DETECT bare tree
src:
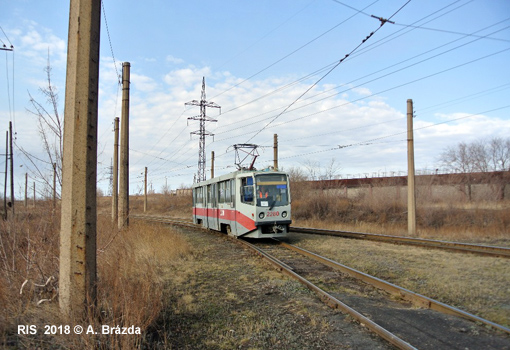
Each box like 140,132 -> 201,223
489,137 -> 510,171
285,166 -> 307,182
302,159 -> 320,181
17,54 -> 63,199
439,137 -> 510,201
439,142 -> 473,173
440,137 -> 510,173
322,158 -> 341,180
301,158 -> 341,181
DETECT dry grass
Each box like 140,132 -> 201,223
0,202 -> 192,349
126,193 -> 192,219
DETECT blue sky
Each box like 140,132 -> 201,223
1,0 -> 509,196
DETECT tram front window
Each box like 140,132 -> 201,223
255,174 -> 289,207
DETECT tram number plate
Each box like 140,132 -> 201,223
267,211 -> 279,217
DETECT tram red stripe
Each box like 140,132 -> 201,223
193,207 -> 256,231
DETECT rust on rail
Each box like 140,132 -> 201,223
290,226 -> 510,258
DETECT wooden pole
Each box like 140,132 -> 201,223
118,62 -> 130,229
211,151 -> 215,179
407,99 -> 416,236
9,122 -> 14,216
273,134 -> 278,171
144,167 -> 147,212
112,117 -> 119,222
3,131 -> 7,220
59,0 -> 101,316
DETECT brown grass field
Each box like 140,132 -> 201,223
0,179 -> 509,348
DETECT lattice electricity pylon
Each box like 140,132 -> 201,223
185,77 -> 221,182
232,144 -> 259,170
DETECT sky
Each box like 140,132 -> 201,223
1,0 -> 509,197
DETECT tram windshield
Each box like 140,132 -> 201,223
255,174 -> 289,207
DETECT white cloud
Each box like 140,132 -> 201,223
166,55 -> 184,65
17,22 -> 67,67
131,73 -> 157,92
163,67 -> 212,88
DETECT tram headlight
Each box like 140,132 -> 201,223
282,211 -> 287,218
259,212 -> 265,219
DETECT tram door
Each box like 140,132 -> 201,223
236,176 -> 254,235
212,183 -> 219,230
205,184 -> 219,230
204,184 -> 211,228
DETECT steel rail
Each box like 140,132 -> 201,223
238,238 -> 418,350
275,239 -> 510,336
290,227 -> 510,258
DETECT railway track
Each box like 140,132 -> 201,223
133,214 -> 510,349
242,238 -> 510,350
291,226 -> 510,258
134,215 -> 510,258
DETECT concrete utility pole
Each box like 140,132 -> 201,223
273,134 -> 278,171
9,122 -> 14,216
59,0 -> 101,316
118,62 -> 130,229
33,182 -> 36,207
186,77 -> 221,183
144,167 -> 147,213
211,151 -> 215,179
112,117 -> 119,223
407,99 -> 416,236
3,131 -> 7,220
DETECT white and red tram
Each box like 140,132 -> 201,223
192,169 -> 291,238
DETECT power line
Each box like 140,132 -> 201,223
244,1 -> 411,143
213,0 -> 318,72
101,0 -> 120,83
417,83 -> 510,113
278,105 -> 510,162
0,26 -> 14,51
392,21 -> 510,42
153,41 -> 508,176
137,1 -> 485,170
215,45 -> 510,145
211,0 -> 479,133
210,0 -> 381,101
345,0 -> 475,61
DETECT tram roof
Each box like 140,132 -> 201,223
191,169 -> 287,188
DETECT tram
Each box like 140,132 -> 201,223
192,169 -> 291,238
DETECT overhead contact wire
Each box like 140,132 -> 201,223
244,1 -> 411,143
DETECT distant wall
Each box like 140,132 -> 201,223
326,183 -> 509,202
303,172 -> 510,202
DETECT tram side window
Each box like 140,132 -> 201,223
196,187 -> 203,204
219,181 -> 225,204
225,179 -> 232,204
208,184 -> 218,207
241,177 -> 254,204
